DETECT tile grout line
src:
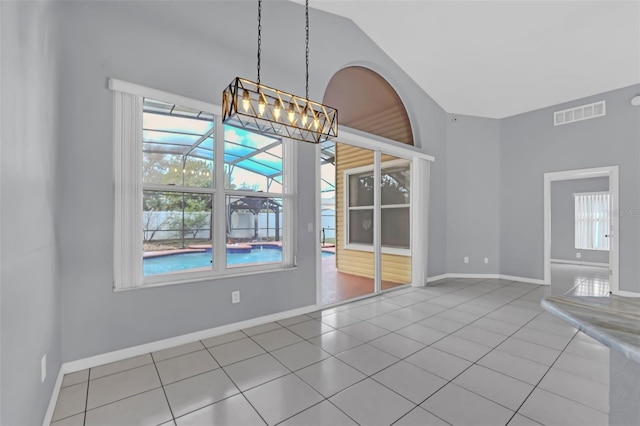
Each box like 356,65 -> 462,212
150,353 -> 176,424
210,352 -> 271,426
516,330 -> 610,416
504,329 -> 585,425
82,373 -> 90,426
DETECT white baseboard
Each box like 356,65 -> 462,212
42,304 -> 319,424
42,368 -> 65,426
426,274 -> 449,283
611,290 -> 640,298
499,274 -> 546,285
427,273 -> 545,286
62,304 -> 318,374
551,259 -> 609,268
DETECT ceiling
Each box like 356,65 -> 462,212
303,1 -> 640,118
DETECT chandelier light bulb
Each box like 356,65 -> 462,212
302,105 -> 309,126
258,94 -> 266,116
287,103 -> 296,123
242,90 -> 251,112
313,115 -> 320,131
273,99 -> 282,121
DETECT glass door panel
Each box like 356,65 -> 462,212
379,153 -> 412,291
321,142 -> 376,305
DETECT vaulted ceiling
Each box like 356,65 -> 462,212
305,1 -> 640,118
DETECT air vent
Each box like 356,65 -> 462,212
554,101 -> 606,126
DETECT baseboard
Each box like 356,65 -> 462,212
426,273 -> 449,283
427,273 -> 545,286
61,303 -> 318,375
611,290 -> 640,298
43,303 -> 319,424
551,259 -> 609,268
499,274 -> 546,285
42,367 -> 65,426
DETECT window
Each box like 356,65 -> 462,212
113,83 -> 296,289
142,99 -> 215,276
344,160 -> 411,255
575,192 -> 610,251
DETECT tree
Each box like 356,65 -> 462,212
143,191 -> 179,242
143,152 -> 214,188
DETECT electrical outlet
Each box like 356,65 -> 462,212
484,257 -> 489,264
307,223 -> 313,232
232,291 -> 240,304
576,252 -> 582,259
41,355 -> 47,383
464,256 -> 469,264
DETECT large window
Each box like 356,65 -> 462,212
344,160 -> 411,255
575,192 -> 610,251
113,84 -> 296,289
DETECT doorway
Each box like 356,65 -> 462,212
544,166 -> 619,294
318,65 -> 431,306
316,135 -> 432,306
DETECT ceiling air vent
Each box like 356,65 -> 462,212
554,101 -> 606,126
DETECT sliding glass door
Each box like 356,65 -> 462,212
320,140 -> 422,305
321,142 -> 376,305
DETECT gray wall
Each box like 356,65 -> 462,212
500,84 -> 640,291
446,115 -> 501,274
551,177 -> 609,264
0,2 -> 62,425
54,1 -> 447,362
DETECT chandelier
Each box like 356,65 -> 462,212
222,0 -> 338,144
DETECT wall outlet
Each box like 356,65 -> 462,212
484,257 -> 489,264
307,223 -> 313,232
41,354 -> 47,383
231,291 -> 240,304
576,252 -> 582,259
464,256 -> 469,264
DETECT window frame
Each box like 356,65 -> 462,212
111,79 -> 297,290
574,191 -> 610,252
343,159 -> 411,256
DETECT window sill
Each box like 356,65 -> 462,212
114,265 -> 298,292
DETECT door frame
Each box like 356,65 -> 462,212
543,165 -> 619,293
315,126 -> 434,307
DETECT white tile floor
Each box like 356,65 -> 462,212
550,263 -> 610,297
51,274 -> 611,426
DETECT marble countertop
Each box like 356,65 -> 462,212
542,295 -> 640,364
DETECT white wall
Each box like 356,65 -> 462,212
0,2 -> 62,424
500,84 -> 640,291
446,115 -> 501,274
54,0 -> 446,362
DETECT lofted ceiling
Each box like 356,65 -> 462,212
303,1 -> 640,119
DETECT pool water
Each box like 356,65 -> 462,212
144,248 -> 334,276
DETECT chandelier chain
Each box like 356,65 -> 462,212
257,0 -> 262,86
305,0 -> 309,100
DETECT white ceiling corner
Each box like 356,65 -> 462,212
303,0 -> 640,118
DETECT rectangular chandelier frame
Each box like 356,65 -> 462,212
222,77 -> 338,144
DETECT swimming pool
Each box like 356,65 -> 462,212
144,248 -> 334,276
